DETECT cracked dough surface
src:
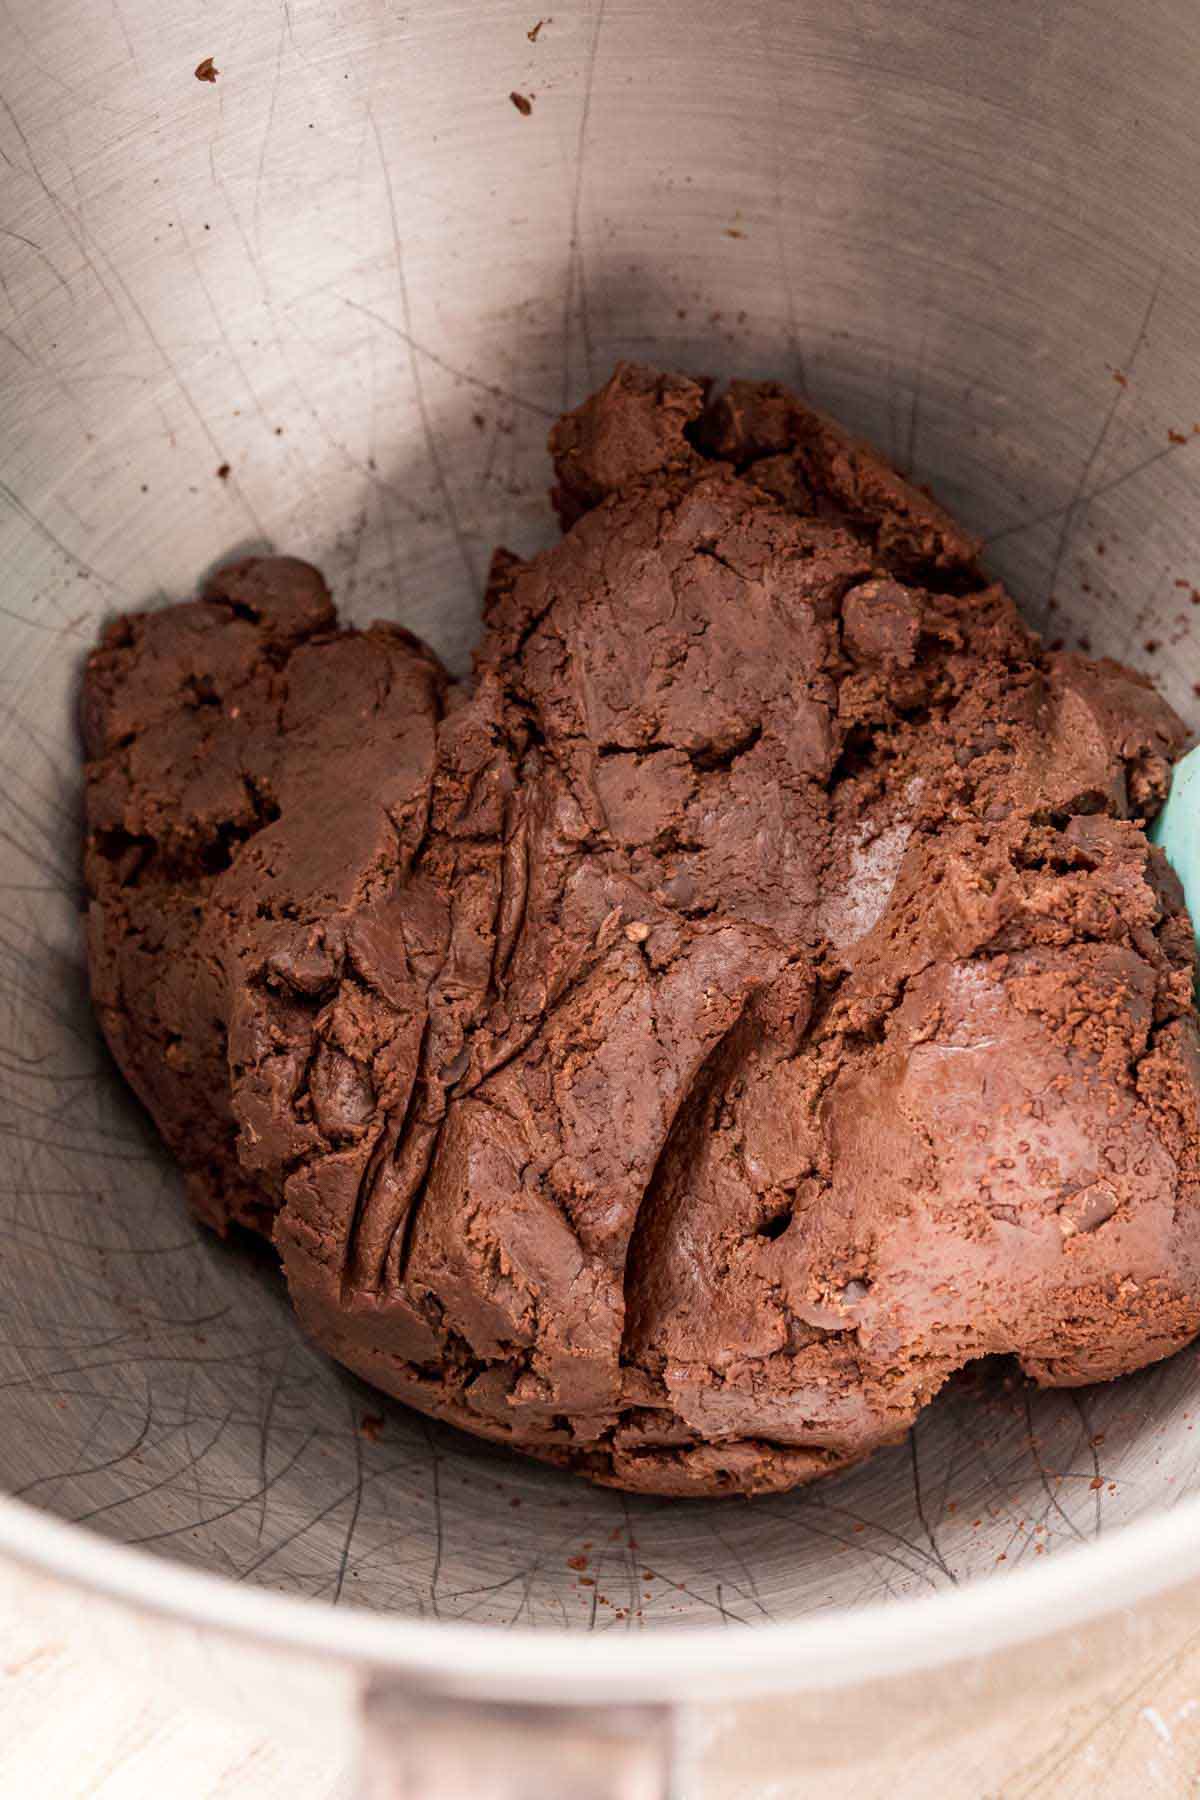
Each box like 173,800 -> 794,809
82,364 -> 1200,1496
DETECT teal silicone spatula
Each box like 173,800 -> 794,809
1151,745 -> 1200,919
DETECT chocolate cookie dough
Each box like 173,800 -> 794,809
81,364 -> 1200,1497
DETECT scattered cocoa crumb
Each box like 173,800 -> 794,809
641,1569 -> 655,1580
1144,639 -> 1160,654
1091,1432 -> 1106,1447
216,463 -> 231,480
1169,429 -> 1189,446
1047,637 -> 1065,652
725,227 -> 746,239
195,57 -> 218,83
510,92 -> 533,116
509,1496 -> 521,1507
579,1576 -> 595,1586
566,1554 -> 588,1571
1113,369 -> 1128,387
1096,542 -> 1106,555
1078,636 -> 1092,652
1089,1475 -> 1104,1489
359,1412 -> 384,1442
527,17 -> 546,40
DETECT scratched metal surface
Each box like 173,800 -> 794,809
2,0 -> 1200,1634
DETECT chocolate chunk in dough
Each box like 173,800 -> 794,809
82,364 -> 1200,1497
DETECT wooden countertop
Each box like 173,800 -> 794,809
3,1553 -> 1200,1798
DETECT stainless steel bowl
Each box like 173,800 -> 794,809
3,1 -> 1200,1791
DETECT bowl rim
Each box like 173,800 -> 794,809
0,1483 -> 1195,1702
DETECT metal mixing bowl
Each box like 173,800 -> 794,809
3,0 -> 1200,1791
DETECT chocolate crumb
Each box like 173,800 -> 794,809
195,57 -> 218,83
510,91 -> 533,116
